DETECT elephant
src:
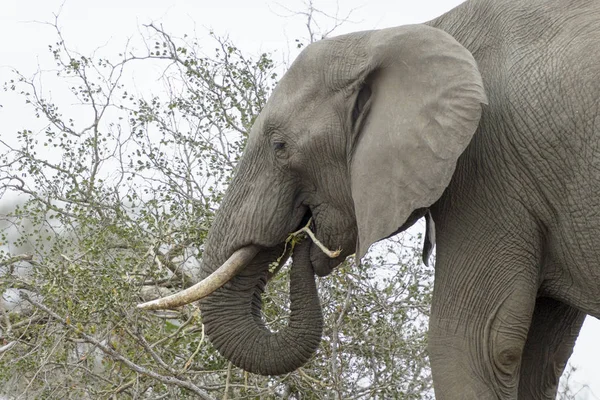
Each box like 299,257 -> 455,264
138,0 -> 600,398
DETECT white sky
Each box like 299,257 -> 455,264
1,0 -> 599,398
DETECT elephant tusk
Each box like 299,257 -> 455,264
137,245 -> 260,310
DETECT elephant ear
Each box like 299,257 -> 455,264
350,25 -> 487,260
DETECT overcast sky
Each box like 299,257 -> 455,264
1,1 -> 599,398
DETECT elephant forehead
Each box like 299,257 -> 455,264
270,76 -> 322,108
266,77 -> 330,127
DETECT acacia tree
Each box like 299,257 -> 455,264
0,11 -> 433,400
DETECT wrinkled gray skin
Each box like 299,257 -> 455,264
198,0 -> 599,398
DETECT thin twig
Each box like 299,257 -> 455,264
113,378 -> 136,395
331,285 -> 353,399
151,311 -> 196,349
223,362 -> 232,400
297,367 -> 326,387
291,218 -> 341,258
122,326 -> 179,376
182,323 -> 205,371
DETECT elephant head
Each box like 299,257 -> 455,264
138,24 -> 486,375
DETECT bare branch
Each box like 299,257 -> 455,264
0,342 -> 16,354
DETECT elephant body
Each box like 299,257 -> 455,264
147,0 -> 600,398
427,1 -> 598,397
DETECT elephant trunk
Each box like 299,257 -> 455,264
199,241 -> 323,375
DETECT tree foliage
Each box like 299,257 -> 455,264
0,11 -> 434,400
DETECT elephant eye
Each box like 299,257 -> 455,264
273,141 -> 286,152
272,140 -> 290,160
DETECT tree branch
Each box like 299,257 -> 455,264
20,293 -> 216,400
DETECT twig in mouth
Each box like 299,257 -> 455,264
291,218 -> 341,258
268,218 -> 342,274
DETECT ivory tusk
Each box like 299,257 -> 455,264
137,245 -> 260,310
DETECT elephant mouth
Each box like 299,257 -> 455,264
291,208 -> 346,277
295,208 -> 314,234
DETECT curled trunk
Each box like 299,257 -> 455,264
199,241 -> 323,375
